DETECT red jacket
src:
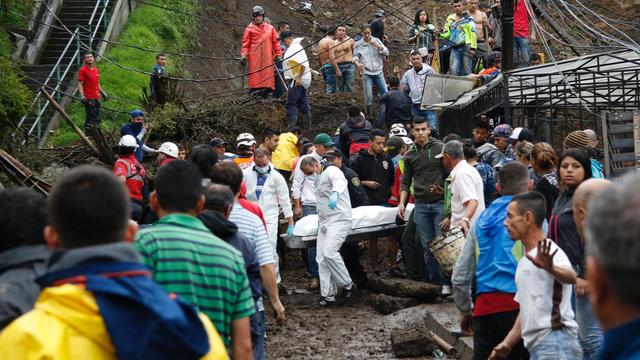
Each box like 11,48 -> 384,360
239,182 -> 267,229
241,22 -> 282,90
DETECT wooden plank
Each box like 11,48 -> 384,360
612,152 -> 636,163
611,138 -> 635,149
610,123 -> 634,134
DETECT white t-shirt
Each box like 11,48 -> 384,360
449,160 -> 485,225
515,240 -> 578,350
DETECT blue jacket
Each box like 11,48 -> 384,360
600,317 -> 640,360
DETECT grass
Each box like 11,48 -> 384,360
50,0 -> 198,146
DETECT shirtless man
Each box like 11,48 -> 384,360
467,0 -> 491,57
334,25 -> 356,93
317,29 -> 341,94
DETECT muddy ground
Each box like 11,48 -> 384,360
262,243 -> 445,360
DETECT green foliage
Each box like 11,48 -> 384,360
0,31 -> 31,141
50,0 -> 198,146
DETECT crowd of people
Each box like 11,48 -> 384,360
3,1 -> 638,360
1,101 -> 640,359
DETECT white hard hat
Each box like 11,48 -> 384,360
118,135 -> 138,148
401,136 -> 414,146
236,133 -> 256,147
158,142 -> 179,158
389,124 -> 408,137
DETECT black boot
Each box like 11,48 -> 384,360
287,115 -> 298,128
303,111 -> 312,129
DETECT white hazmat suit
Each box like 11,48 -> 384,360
315,165 -> 353,299
243,165 -> 293,283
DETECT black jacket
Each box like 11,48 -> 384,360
342,165 -> 370,208
378,88 -> 412,128
401,140 -> 446,203
337,115 -> 373,157
198,211 -> 262,304
0,245 -> 49,329
351,149 -> 395,205
549,189 -> 585,277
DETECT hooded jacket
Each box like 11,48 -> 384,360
0,245 -> 49,329
337,114 -> 373,156
272,132 -> 299,171
378,88 -> 412,128
401,140 -> 446,203
476,142 -> 506,168
198,210 -> 262,307
0,242 -> 226,360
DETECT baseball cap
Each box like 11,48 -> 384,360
401,136 -> 414,146
210,137 -> 228,147
434,140 -> 462,159
492,124 -> 513,138
509,127 -> 533,143
130,109 -> 145,118
386,136 -> 405,152
236,133 -> 256,147
313,133 -> 334,147
118,135 -> 138,148
324,149 -> 344,160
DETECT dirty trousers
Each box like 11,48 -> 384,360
316,219 -> 353,298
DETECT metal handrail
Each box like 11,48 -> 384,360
16,0 -> 111,143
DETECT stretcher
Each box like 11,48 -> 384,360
282,222 -> 407,249
282,204 -> 414,249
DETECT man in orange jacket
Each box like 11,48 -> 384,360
241,5 -> 283,98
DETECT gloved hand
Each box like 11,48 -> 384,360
286,224 -> 295,236
328,191 -> 339,210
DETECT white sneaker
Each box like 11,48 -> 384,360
441,285 -> 452,296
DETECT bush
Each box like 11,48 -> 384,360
0,31 -> 31,141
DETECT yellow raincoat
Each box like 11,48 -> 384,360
0,284 -> 227,360
272,132 -> 300,172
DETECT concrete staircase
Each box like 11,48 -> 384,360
18,0 -> 115,142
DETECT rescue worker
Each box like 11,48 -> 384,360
281,31 -> 312,128
273,126 -> 303,181
300,156 -> 355,306
113,135 -> 147,220
157,142 -> 179,168
240,6 -> 283,98
234,133 -> 257,170
243,148 -> 295,283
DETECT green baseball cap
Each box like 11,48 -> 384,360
313,133 -> 334,147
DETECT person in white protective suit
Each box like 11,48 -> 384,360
243,147 -> 295,283
300,156 -> 355,306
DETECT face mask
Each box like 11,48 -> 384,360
255,165 -> 270,175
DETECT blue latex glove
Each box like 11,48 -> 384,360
287,224 -> 295,236
328,191 -> 339,210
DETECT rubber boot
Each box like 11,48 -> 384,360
303,111 -> 312,129
287,114 -> 298,128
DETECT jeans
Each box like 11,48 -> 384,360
514,37 -> 531,68
575,292 -> 604,359
412,201 -> 448,285
302,205 -> 319,277
338,62 -> 355,92
529,329 -> 581,360
449,46 -> 473,76
83,99 -> 101,134
285,84 -> 310,117
321,65 -> 337,94
250,310 -> 266,360
474,310 -> 529,360
401,210 -> 427,282
274,65 -> 286,98
411,104 -> 439,138
363,73 -> 388,106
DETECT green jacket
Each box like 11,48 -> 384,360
440,12 -> 477,49
400,140 -> 447,203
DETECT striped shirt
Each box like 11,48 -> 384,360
134,214 -> 255,346
229,203 -> 274,267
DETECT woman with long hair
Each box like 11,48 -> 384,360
407,9 -> 436,63
515,141 -> 539,185
531,142 -> 558,220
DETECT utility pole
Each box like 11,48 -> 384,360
501,0 -> 514,124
